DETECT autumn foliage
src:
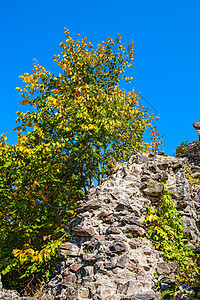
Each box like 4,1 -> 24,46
0,29 -> 162,295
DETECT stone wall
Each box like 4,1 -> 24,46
40,151 -> 200,300
178,140 -> 200,166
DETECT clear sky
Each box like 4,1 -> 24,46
1,0 -> 200,155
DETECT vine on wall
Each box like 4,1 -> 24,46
144,186 -> 200,298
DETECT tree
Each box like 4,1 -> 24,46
0,29 -> 162,295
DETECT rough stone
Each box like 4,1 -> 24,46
109,241 -> 127,254
121,291 -> 160,299
143,183 -> 164,197
82,253 -> 97,265
192,172 -> 200,178
72,226 -> 95,237
121,215 -> 143,227
191,165 -> 200,173
193,121 -> 200,130
123,225 -> 146,237
104,261 -> 116,269
61,270 -> 76,285
69,263 -> 82,272
106,226 -> 122,234
58,242 -> 80,258
156,262 -> 171,274
76,200 -> 101,213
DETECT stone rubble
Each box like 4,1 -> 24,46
1,139 -> 200,299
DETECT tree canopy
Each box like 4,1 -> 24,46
0,29 -> 162,296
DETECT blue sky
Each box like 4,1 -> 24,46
1,0 -> 200,155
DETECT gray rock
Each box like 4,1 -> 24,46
0,289 -> 21,300
116,254 -> 128,268
141,175 -> 150,182
160,171 -> 168,182
128,239 -> 142,249
192,172 -> 200,178
157,162 -> 169,170
193,121 -> 200,130
72,226 -> 95,237
104,261 -> 116,269
106,226 -> 122,234
123,225 -> 146,237
191,165 -> 200,173
82,253 -> 98,265
157,262 -> 171,274
82,239 -> 100,251
143,183 -> 164,197
79,266 -> 94,277
172,162 -> 183,169
147,164 -> 160,174
134,154 -> 149,164
77,199 -> 101,212
58,242 -> 80,258
121,291 -> 160,299
61,270 -> 77,285
109,241 -> 127,254
196,130 -> 200,140
121,215 -> 143,227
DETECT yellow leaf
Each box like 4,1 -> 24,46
12,249 -> 19,256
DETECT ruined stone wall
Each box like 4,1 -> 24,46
40,151 -> 200,300
178,140 -> 200,166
